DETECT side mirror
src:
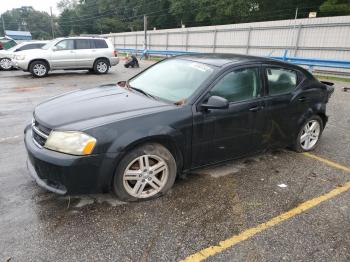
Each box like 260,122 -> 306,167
201,96 -> 229,110
52,46 -> 58,51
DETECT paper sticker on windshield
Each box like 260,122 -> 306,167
189,62 -> 212,72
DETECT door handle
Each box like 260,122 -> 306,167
249,106 -> 264,112
298,97 -> 307,102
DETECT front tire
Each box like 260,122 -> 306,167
113,143 -> 177,201
93,58 -> 109,74
0,58 -> 12,70
293,116 -> 323,152
29,61 -> 49,78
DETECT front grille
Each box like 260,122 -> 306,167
32,119 -> 51,147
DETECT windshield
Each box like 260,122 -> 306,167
128,59 -> 215,103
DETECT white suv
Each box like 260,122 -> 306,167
12,37 -> 119,77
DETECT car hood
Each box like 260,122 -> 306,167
34,85 -> 174,129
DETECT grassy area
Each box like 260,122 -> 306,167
314,74 -> 350,83
117,52 -> 164,62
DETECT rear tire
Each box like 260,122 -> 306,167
113,143 -> 177,202
93,58 -> 109,74
0,58 -> 12,70
293,115 -> 323,152
29,61 -> 49,78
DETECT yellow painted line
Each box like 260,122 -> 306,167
303,152 -> 350,173
181,153 -> 350,262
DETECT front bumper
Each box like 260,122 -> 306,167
12,59 -> 29,70
24,126 -> 118,194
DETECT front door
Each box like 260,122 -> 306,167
192,65 -> 267,167
50,39 -> 76,69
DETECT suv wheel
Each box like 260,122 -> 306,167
0,58 -> 12,70
293,116 -> 323,152
113,143 -> 177,201
30,61 -> 49,78
94,59 -> 109,74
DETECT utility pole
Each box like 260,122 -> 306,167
50,7 -> 55,39
289,7 -> 299,56
1,14 -> 5,34
144,14 -> 148,58
294,8 -> 298,21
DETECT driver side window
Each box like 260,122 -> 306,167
210,67 -> 261,103
55,40 -> 74,51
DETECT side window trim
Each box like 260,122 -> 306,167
195,64 -> 263,111
263,64 -> 299,96
209,65 -> 263,105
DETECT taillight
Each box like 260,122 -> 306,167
113,50 -> 118,57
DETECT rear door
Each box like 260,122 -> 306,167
50,39 -> 76,69
74,39 -> 95,68
262,65 -> 308,147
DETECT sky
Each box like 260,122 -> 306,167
0,0 -> 60,15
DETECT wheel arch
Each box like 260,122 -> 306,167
28,58 -> 51,71
115,135 -> 184,173
93,57 -> 111,67
316,112 -> 328,128
106,134 -> 184,192
296,103 -> 327,141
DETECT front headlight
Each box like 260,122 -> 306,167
44,131 -> 97,156
15,55 -> 26,60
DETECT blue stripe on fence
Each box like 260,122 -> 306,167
116,48 -> 350,71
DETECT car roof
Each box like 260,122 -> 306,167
55,37 -> 106,40
176,53 -> 296,68
24,41 -> 49,44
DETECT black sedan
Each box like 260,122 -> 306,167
24,54 -> 334,201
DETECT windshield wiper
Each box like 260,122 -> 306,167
127,83 -> 157,100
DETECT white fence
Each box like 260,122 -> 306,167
103,15 -> 350,61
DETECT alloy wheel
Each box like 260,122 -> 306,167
123,154 -> 169,198
97,61 -> 108,73
300,120 -> 321,150
33,64 -> 47,76
0,58 -> 12,70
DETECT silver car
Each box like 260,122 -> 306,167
12,37 -> 119,77
0,41 -> 47,70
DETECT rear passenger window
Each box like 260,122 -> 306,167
75,39 -> 92,49
94,39 -> 108,49
266,68 -> 298,95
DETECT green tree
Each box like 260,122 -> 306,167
320,0 -> 350,16
1,6 -> 55,39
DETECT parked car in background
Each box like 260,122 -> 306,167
24,54 -> 334,201
0,41 -> 48,70
12,37 -> 119,77
0,37 -> 17,50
